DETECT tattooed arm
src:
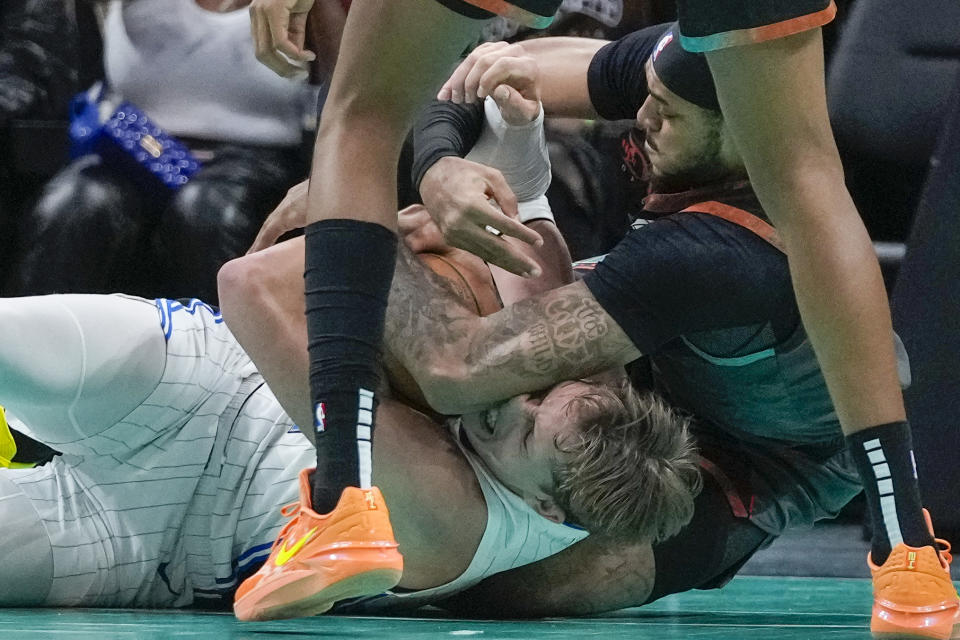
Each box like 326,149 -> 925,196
441,537 -> 655,617
219,224 -> 639,422
386,247 -> 640,415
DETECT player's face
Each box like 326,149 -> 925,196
460,381 -> 594,523
635,61 -> 733,190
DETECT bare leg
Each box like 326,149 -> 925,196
301,0 -> 487,512
706,30 -> 904,432
307,1 -> 485,230
705,29 -> 935,569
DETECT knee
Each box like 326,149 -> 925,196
217,251 -> 271,321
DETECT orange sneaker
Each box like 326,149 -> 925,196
233,468 -> 403,621
870,511 -> 960,639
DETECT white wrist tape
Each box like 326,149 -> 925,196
465,96 -> 552,202
517,195 -> 556,225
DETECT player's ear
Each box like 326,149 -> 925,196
531,495 -> 566,524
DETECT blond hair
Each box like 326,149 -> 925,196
552,381 -> 701,542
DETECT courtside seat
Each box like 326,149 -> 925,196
827,0 -> 960,244
889,68 -> 960,546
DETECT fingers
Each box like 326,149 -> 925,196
482,166 -> 520,220
461,49 -> 499,103
419,157 -> 544,275
248,180 -> 309,253
440,197 -> 542,276
250,2 -> 315,77
476,57 -> 539,102
453,219 -> 543,278
398,205 -> 449,254
248,218 -> 285,254
471,197 -> 543,249
439,41 -> 520,103
272,11 -> 314,62
403,227 -> 442,254
491,84 -> 541,126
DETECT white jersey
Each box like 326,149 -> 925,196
0,295 -> 586,610
336,421 -> 589,613
4,296 -> 310,608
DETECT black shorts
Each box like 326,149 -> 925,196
645,459 -> 773,603
433,0 -> 562,28
676,0 -> 836,52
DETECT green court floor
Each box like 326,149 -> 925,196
0,575 -> 932,640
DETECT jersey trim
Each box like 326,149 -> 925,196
452,0 -> 557,28
680,1 -> 836,52
681,201 -> 786,254
681,337 -> 776,367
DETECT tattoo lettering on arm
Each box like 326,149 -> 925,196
466,282 -> 633,382
384,247 -> 639,412
542,295 -> 611,370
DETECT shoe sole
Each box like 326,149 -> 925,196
235,562 -> 402,622
872,605 -> 960,640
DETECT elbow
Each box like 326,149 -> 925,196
416,357 -> 473,415
217,253 -> 272,329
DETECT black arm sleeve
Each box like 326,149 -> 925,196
586,23 -> 672,121
411,99 -> 485,191
582,213 -> 795,354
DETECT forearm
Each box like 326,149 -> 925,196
391,270 -> 639,414
490,217 -> 573,306
383,246 -> 485,413
514,37 -> 605,118
411,100 -> 484,192
412,37 -> 604,188
442,536 -> 655,618
220,235 -> 630,419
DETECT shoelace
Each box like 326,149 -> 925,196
935,538 -> 953,565
268,502 -> 301,553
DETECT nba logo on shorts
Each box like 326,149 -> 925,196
314,402 -> 327,432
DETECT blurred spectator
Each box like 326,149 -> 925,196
0,0 -> 79,260
5,0 -> 339,303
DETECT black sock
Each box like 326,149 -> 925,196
304,219 -> 397,514
847,421 -> 935,564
